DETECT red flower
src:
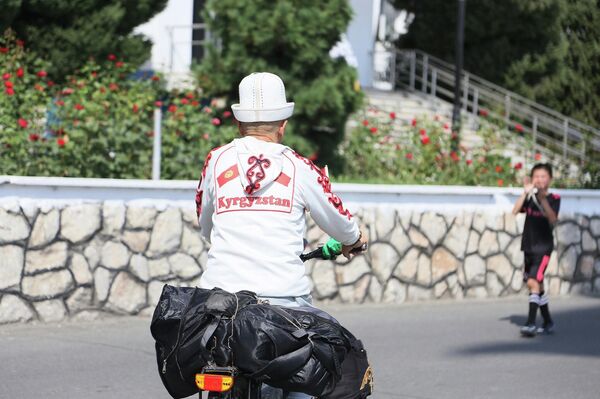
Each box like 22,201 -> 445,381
74,104 -> 84,111
36,70 -> 47,78
405,152 -> 414,160
370,127 -> 378,134
16,68 -> 24,78
223,110 -> 232,118
151,75 -> 160,81
451,132 -> 458,140
411,118 -> 417,127
203,133 -> 209,140
16,39 -> 24,47
4,80 -> 13,88
514,162 -> 523,170
109,83 -> 119,91
133,104 -> 139,113
168,105 -> 177,113
479,109 -> 489,117
191,100 -> 199,107
534,153 -> 542,161
6,88 -> 14,96
180,98 -> 189,105
0,47 -> 8,53
107,54 -> 116,61
466,159 -> 473,166
514,123 -> 524,133
443,123 -> 449,130
497,179 -> 504,187
186,92 -> 194,99
18,118 -> 28,128
57,138 -> 66,148
362,119 -> 369,126
47,80 -> 55,87
55,100 -> 64,107
420,135 -> 430,145
62,88 -> 74,95
419,128 -> 426,136
115,61 -> 124,68
34,84 -> 44,92
450,151 -> 460,162
389,112 -> 396,120
91,71 -> 98,78
211,118 -> 221,126
495,165 -> 503,173
155,101 -> 163,107
28,133 -> 40,142
2,73 -> 10,80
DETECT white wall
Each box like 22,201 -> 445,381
347,0 -> 381,88
134,0 -> 194,74
2,176 -> 599,215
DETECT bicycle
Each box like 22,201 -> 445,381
193,238 -> 368,399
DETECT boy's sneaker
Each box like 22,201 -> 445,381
520,324 -> 537,337
537,322 -> 555,335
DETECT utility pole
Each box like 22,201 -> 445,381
451,0 -> 466,148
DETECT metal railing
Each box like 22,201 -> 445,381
377,49 -> 600,165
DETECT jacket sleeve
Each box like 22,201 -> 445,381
294,153 -> 360,245
195,151 -> 216,242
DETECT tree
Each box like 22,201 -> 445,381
195,0 -> 363,168
504,0 -> 600,129
0,0 -> 168,80
392,0 -> 565,85
392,0 -> 600,131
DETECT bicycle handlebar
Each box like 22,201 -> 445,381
300,238 -> 367,262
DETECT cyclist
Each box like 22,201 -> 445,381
195,72 -> 367,398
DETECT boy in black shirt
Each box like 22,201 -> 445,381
512,163 -> 560,337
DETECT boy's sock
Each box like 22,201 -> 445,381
527,293 -> 540,325
539,291 -> 553,326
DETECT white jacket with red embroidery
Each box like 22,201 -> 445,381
195,136 -> 360,297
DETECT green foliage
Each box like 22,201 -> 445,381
195,0 -> 364,168
393,0 -> 600,131
1,0 -> 167,80
504,0 -> 600,129
392,0 -> 565,84
0,31 -> 239,179
338,112 -> 520,187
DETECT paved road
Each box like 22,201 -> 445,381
1,296 -> 599,399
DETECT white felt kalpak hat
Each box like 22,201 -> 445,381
231,72 -> 294,122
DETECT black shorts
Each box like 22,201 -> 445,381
523,253 -> 551,283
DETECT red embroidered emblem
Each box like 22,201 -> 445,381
292,151 -> 353,220
245,154 -> 271,194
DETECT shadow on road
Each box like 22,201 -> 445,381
453,301 -> 600,358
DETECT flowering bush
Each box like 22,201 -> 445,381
0,30 -> 240,179
338,111 -> 520,186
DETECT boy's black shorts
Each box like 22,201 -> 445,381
523,252 -> 551,283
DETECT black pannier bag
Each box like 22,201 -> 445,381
150,285 -> 373,399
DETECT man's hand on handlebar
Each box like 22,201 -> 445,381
342,229 -> 368,259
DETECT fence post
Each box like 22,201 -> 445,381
532,115 -> 538,149
504,95 -> 511,124
431,68 -> 437,97
563,119 -> 569,160
409,51 -> 416,90
390,50 -> 397,90
462,73 -> 469,111
152,108 -> 162,180
421,54 -> 429,93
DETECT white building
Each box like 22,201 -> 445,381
134,0 -> 404,88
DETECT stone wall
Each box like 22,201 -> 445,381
1,201 -> 599,324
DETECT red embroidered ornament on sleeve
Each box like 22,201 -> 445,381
292,152 -> 353,220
